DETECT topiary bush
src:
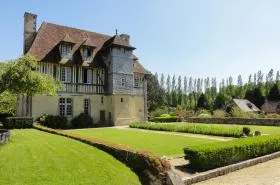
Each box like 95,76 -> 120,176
184,135 -> 280,171
212,110 -> 227,118
42,115 -> 68,129
71,113 -> 94,128
242,127 -> 251,136
3,117 -> 33,129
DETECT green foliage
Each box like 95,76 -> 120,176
245,87 -> 265,108
150,107 -> 168,117
213,93 -> 231,109
242,127 -> 251,136
149,116 -> 179,122
0,91 -> 17,114
230,107 -> 248,118
267,84 -> 280,101
130,122 -> 243,137
213,110 -> 227,118
0,54 -> 60,96
147,73 -> 166,111
3,117 -> 33,129
197,93 -> 208,109
71,113 -> 94,128
159,113 -> 171,117
42,115 -> 68,129
197,113 -> 212,118
265,113 -> 280,118
184,135 -> 280,171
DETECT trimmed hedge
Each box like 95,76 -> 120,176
184,135 -> 280,171
149,116 -> 180,123
33,125 -> 171,185
130,122 -> 243,137
42,115 -> 68,129
3,117 -> 33,129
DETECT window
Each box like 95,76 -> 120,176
101,96 -> 104,104
84,98 -> 90,115
82,47 -> 92,60
121,98 -> 123,102
59,98 -> 72,117
83,68 -> 93,84
121,78 -> 126,87
134,76 -> 140,87
60,67 -> 72,82
59,43 -> 72,58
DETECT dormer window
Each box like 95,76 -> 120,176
59,43 -> 72,58
82,47 -> 92,60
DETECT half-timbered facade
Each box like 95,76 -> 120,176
17,12 -> 148,125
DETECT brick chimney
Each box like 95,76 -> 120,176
23,12 -> 37,54
120,34 -> 130,42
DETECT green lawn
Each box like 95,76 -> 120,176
0,129 -> 141,185
68,128 -> 217,156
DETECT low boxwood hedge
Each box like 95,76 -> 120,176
130,122 -> 243,137
149,116 -> 179,123
3,117 -> 33,129
42,115 -> 68,129
184,135 -> 280,171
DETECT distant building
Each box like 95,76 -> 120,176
261,100 -> 280,113
226,99 -> 260,112
17,12 -> 148,125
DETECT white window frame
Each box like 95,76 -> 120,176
59,98 -> 72,117
60,43 -> 72,58
60,67 -> 72,83
84,98 -> 90,115
84,69 -> 93,84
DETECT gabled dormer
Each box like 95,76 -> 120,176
81,46 -> 94,61
59,42 -> 73,59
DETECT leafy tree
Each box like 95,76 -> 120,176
166,75 -> 171,105
183,76 -> 188,106
160,73 -> 165,89
0,54 -> 59,96
197,93 -> 208,109
171,75 -> 177,106
0,91 -> 17,114
267,84 -> 280,101
213,93 -> 231,109
147,73 -> 165,111
177,75 -> 182,105
245,87 -> 265,108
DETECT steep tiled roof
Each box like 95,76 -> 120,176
262,100 -> 280,113
133,57 -> 148,74
28,22 -> 134,61
233,99 -> 260,112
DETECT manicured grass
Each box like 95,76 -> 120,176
0,129 -> 140,185
130,122 -> 243,137
131,122 -> 280,137
68,128 -> 217,156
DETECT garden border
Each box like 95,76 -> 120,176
34,125 -> 183,185
186,117 -> 280,126
183,150 -> 280,185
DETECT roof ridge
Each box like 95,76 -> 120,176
44,21 -> 113,38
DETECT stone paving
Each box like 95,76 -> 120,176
195,157 -> 280,185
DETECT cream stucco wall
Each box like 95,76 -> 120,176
22,93 -> 145,126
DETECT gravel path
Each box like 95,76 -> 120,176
115,126 -> 233,141
195,157 -> 280,185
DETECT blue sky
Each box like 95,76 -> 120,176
1,0 -> 280,83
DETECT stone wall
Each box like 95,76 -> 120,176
186,117 -> 280,126
0,130 -> 11,144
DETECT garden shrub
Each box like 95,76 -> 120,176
265,113 -> 280,118
150,107 -> 168,117
197,113 -> 212,118
3,117 -> 33,129
185,110 -> 196,118
130,122 -> 243,137
71,113 -> 94,128
0,113 -> 13,124
184,135 -> 280,171
213,110 -> 227,118
230,107 -> 249,118
37,114 -> 48,124
242,127 -> 251,136
255,130 -> 261,136
42,115 -> 68,129
159,113 -> 171,118
149,116 -> 179,123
